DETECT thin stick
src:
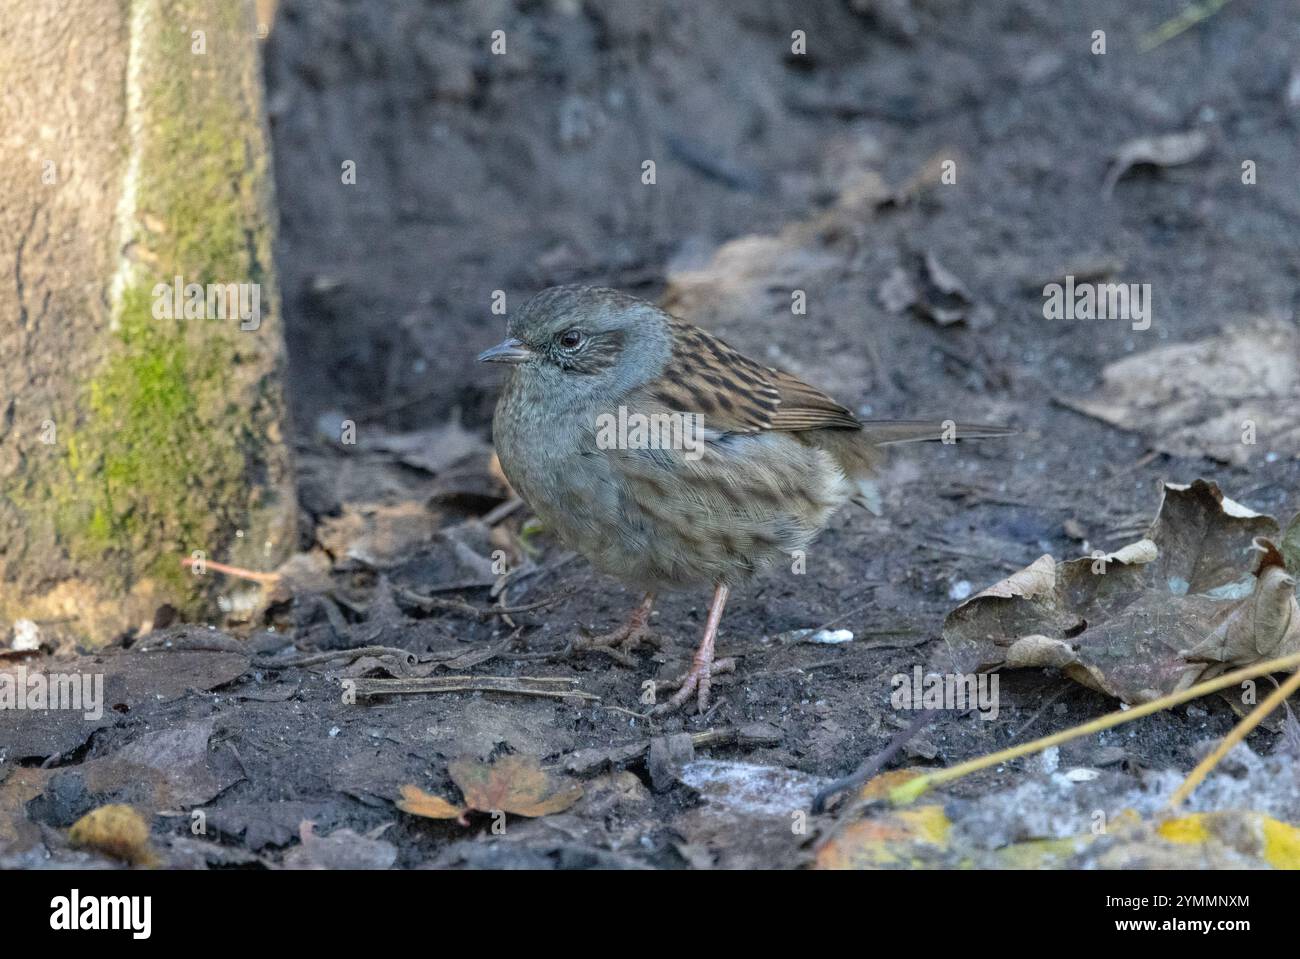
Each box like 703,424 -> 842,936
255,646 -> 418,669
888,650 -> 1300,806
352,675 -> 599,702
1167,667 -> 1300,808
481,497 -> 524,526
812,709 -> 938,814
396,586 -> 555,620
181,556 -> 280,585
1140,0 -> 1233,52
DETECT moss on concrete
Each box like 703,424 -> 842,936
4,0 -> 294,634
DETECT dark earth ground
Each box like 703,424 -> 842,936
3,0 -> 1299,868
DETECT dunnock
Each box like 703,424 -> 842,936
479,285 -> 1011,715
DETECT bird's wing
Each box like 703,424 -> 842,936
636,319 -> 862,435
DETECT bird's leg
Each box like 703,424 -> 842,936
572,591 -> 660,665
652,584 -> 736,716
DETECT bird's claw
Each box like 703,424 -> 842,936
571,622 -> 660,666
651,656 -> 735,716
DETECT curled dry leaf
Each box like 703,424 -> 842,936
878,251 -> 989,328
939,480 -> 1296,704
396,753 -> 583,825
1103,129 -> 1209,195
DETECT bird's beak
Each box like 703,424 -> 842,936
477,337 -> 532,364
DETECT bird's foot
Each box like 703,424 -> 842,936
651,655 -> 736,716
570,602 -> 661,666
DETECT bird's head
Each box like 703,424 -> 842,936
477,285 -> 672,409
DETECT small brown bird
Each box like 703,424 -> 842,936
479,286 -> 1011,715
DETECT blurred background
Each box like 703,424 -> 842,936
264,0 -> 1300,442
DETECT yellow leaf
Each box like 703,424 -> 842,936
856,768 -> 926,802
396,784 -> 465,821
68,804 -> 157,866
815,805 -> 951,869
1261,817 -> 1300,869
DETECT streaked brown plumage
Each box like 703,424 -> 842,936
479,285 -> 1012,714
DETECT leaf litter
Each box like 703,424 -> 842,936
938,480 -> 1299,704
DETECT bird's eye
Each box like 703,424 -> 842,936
558,329 -> 585,350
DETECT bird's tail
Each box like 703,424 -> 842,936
819,419 -> 1014,515
857,419 -> 1016,446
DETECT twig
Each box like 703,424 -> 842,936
888,649 -> 1300,806
255,645 -> 418,670
1140,0 -> 1233,52
396,586 -> 554,620
352,674 -> 599,702
180,556 -> 280,586
481,497 -> 524,526
1009,682 -> 1073,739
812,710 -> 938,814
561,727 -> 738,774
1167,666 -> 1300,808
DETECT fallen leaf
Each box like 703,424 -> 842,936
68,804 -> 157,866
448,754 -> 583,817
282,821 -> 397,870
1103,129 -> 1209,195
819,804 -> 1300,870
316,501 -> 441,569
397,754 -> 584,824
361,413 -> 488,475
878,251 -> 988,327
395,785 -> 465,821
815,806 -> 952,869
939,480 -> 1296,703
856,768 -> 927,802
1060,318 -> 1300,465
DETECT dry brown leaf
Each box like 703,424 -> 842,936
316,501 -> 441,569
1280,513 -> 1300,588
1060,319 -> 1300,466
939,480 -> 1295,703
878,251 -> 988,328
449,754 -> 584,817
1103,129 -> 1209,195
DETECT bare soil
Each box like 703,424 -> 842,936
4,0 -> 1298,869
